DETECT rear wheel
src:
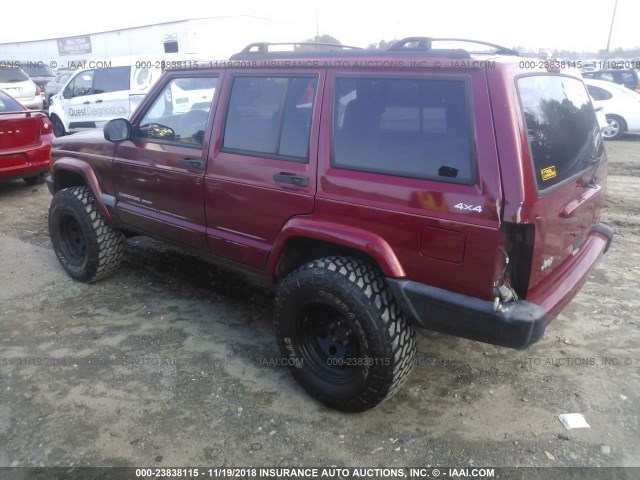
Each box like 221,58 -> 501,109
275,256 -> 416,412
49,186 -> 123,282
603,115 -> 626,140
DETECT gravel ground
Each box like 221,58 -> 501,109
0,135 -> 639,470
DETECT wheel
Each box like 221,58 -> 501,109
49,186 -> 123,282
275,256 -> 416,412
23,174 -> 46,186
50,115 -> 66,137
602,115 -> 625,140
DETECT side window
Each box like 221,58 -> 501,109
69,71 -> 94,98
587,85 -> 612,101
222,76 -> 317,162
93,66 -> 130,94
135,76 -> 218,148
332,77 -> 474,183
597,72 -> 614,82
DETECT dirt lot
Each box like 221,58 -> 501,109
0,135 -> 639,469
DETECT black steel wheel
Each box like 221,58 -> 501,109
275,256 -> 416,412
49,186 -> 123,282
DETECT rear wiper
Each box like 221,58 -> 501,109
583,154 -> 603,188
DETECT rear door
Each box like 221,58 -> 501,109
317,69 -> 503,299
204,70 -> 323,269
516,74 -> 606,292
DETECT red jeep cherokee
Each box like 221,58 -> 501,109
47,38 -> 613,411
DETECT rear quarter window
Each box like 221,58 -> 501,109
331,76 -> 474,184
518,75 -> 602,191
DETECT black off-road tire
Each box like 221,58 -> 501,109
275,256 -> 416,412
49,186 -> 123,282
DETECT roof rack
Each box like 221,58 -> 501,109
389,37 -> 519,56
237,42 -> 363,55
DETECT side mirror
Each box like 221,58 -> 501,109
63,87 -> 71,99
104,118 -> 132,142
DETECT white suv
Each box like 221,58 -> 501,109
48,64 -> 161,137
0,66 -> 43,110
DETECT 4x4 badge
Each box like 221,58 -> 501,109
454,203 -> 483,213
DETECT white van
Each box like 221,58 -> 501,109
48,60 -> 162,137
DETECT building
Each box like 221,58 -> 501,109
0,16 -> 293,68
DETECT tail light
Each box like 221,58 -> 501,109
35,85 -> 41,96
40,115 -> 52,135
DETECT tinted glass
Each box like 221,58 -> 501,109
332,77 -> 474,183
21,64 -> 55,77
222,76 -> 317,161
0,67 -> 29,82
93,66 -> 130,94
69,71 -> 94,97
0,90 -> 24,111
137,76 -> 218,147
518,75 -> 602,190
587,85 -> 612,101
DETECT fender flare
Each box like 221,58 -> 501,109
267,216 -> 406,281
51,157 -> 115,225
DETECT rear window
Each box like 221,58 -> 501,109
0,67 -> 29,83
0,91 -> 24,112
331,77 -> 474,183
518,75 -> 602,191
20,64 -> 55,77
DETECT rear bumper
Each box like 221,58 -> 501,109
387,279 -> 548,349
387,223 -> 614,350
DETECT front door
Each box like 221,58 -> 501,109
112,73 -> 220,251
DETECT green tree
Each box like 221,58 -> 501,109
297,34 -> 342,51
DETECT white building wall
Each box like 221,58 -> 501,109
0,16 -> 292,67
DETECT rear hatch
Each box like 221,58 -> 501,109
516,74 -> 606,296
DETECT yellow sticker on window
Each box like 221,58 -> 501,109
541,166 -> 557,181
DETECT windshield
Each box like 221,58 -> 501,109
518,75 -> 603,191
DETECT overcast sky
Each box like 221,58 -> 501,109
1,0 -> 638,53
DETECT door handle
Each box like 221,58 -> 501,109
273,172 -> 308,187
95,99 -> 103,103
178,158 -> 205,170
83,101 -> 90,105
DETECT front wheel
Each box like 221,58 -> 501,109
49,186 -> 123,282
275,256 -> 416,412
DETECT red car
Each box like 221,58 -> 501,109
0,89 -> 52,185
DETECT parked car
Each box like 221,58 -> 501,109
0,65 -> 43,110
585,78 -> 640,139
19,62 -> 56,106
44,72 -> 73,106
47,38 -> 613,412
48,62 -> 162,137
0,89 -> 52,185
582,68 -> 640,92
